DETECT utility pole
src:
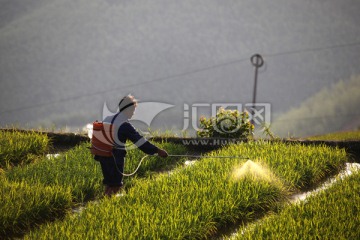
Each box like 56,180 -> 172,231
250,53 -> 264,127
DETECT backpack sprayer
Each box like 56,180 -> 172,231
89,121 -> 114,157
89,99 -> 136,157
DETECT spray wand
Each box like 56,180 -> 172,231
118,154 -> 250,177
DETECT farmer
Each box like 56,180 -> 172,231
95,95 -> 168,197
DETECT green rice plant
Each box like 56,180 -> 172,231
6,143 -> 102,203
0,130 -> 49,168
6,141 -> 188,203
25,146 -> 289,239
0,177 -> 72,239
233,170 -> 360,239
212,141 -> 347,190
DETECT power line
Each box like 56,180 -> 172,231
0,57 -> 250,115
265,41 -> 360,58
1,40 -> 360,115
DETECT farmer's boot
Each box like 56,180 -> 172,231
109,186 -> 122,196
104,185 -> 112,197
104,186 -> 122,197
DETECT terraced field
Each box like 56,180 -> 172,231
1,130 -> 358,239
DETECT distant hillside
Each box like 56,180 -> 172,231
0,0 -> 53,29
271,75 -> 360,137
0,0 -> 360,132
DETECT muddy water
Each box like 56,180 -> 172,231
46,153 -> 61,159
184,160 -> 197,166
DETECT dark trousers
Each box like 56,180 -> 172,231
96,154 -> 125,187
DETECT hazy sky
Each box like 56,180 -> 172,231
1,0 -> 359,134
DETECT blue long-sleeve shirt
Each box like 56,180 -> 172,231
113,121 -> 158,157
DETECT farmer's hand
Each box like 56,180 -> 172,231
157,148 -> 168,158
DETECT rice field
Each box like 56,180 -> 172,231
0,129 -> 353,239
231,168 -> 360,239
1,137 -> 187,239
24,153 -> 288,239
210,141 -> 347,191
0,177 -> 72,238
6,141 -> 188,202
0,130 -> 49,168
22,141 -> 347,239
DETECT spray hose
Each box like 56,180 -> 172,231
115,154 -> 250,177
